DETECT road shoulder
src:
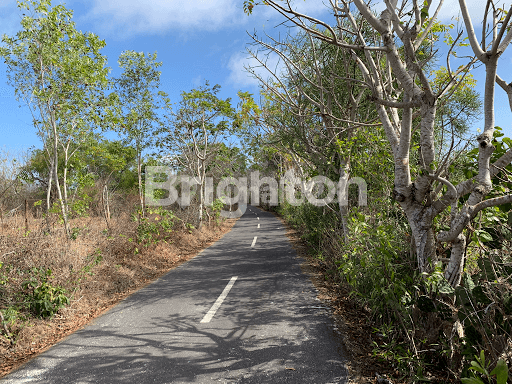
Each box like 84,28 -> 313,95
269,210 -> 385,384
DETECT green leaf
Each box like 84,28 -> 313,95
490,359 -> 509,384
472,285 -> 492,305
462,273 -> 476,291
438,279 -> 455,294
475,229 -> 493,242
461,378 -> 485,384
469,362 -> 486,375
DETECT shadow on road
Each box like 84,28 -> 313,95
1,207 -> 347,384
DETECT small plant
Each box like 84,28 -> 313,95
0,306 -> 26,345
136,207 -> 179,245
461,351 -> 509,384
211,198 -> 225,224
0,262 -> 10,285
70,195 -> 92,218
22,268 -> 70,318
70,227 -> 80,240
137,220 -> 158,243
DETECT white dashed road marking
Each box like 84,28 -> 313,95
251,236 -> 257,247
200,276 -> 238,323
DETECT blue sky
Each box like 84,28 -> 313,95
0,0 -> 511,155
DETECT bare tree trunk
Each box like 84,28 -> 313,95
24,199 -> 29,233
137,150 -> 145,220
101,184 -> 111,231
62,141 -> 70,217
198,160 -> 205,228
51,114 -> 70,237
338,159 -> 351,242
46,157 -> 53,216
104,185 -> 111,221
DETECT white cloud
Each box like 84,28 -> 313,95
419,0 -> 492,25
191,75 -> 203,87
227,51 -> 260,87
80,0 -> 247,37
227,49 -> 284,88
254,0 -> 332,21
69,0 -> 334,39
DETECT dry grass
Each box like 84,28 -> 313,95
0,206 -> 237,378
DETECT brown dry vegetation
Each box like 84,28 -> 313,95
0,201 -> 237,378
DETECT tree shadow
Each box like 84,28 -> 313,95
1,206 -> 348,383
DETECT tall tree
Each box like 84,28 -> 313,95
0,0 -> 113,235
115,50 -> 163,218
245,28 -> 380,239
245,0 -> 512,288
159,82 -> 238,226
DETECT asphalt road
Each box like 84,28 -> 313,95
1,206 -> 348,384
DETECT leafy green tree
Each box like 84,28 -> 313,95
82,139 -> 138,192
22,138 -> 137,219
115,50 -> 163,218
159,82 -> 238,226
0,0 -> 114,235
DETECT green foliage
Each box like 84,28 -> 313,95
115,50 -> 162,152
1,0 -> 112,115
1,0 -> 117,228
83,139 -> 138,190
115,50 -> 163,214
136,207 -> 179,246
461,351 -> 509,384
158,81 -> 242,224
339,213 -> 415,322
160,82 -> 238,151
21,268 -> 70,318
69,227 -> 81,240
277,201 -> 342,256
1,306 -> 20,328
0,306 -> 27,344
0,261 -> 10,286
70,193 -> 93,218
243,0 -> 255,14
211,198 -> 225,224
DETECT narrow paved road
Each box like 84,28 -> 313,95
1,206 -> 347,384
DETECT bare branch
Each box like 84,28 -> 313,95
458,0 -> 486,60
496,74 -> 512,111
413,0 -> 445,50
